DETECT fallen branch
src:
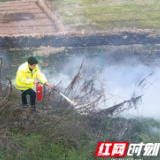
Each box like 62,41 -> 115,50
91,95 -> 142,117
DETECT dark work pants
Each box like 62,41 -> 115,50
21,89 -> 36,106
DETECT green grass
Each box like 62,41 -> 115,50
0,125 -> 97,160
1,112 -> 160,160
49,0 -> 160,30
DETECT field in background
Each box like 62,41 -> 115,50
49,0 -> 160,31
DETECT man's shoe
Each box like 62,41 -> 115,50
22,104 -> 28,108
31,105 -> 36,112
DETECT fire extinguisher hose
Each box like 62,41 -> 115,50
55,90 -> 77,106
37,82 -> 77,106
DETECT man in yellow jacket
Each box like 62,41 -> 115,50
15,57 -> 53,111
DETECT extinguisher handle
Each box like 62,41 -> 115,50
37,82 -> 43,85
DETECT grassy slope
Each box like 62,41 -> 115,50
49,0 -> 160,30
1,117 -> 160,160
0,119 -> 160,160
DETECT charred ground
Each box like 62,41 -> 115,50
1,31 -> 160,49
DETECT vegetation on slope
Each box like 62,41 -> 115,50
48,0 -> 160,31
0,57 -> 160,160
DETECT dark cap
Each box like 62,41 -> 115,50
28,57 -> 38,65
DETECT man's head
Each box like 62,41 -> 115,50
28,57 -> 38,69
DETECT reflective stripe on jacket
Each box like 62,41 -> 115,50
15,62 -> 47,90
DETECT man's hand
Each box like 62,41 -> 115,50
46,82 -> 53,89
34,80 -> 39,84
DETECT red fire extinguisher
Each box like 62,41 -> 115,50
36,83 -> 43,101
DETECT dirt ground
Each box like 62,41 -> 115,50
0,0 -> 65,37
1,0 -> 160,38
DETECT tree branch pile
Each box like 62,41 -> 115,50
43,63 -> 143,117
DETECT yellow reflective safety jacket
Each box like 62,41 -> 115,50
15,62 -> 47,90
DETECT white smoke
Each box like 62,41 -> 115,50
42,54 -> 160,119
150,127 -> 160,134
0,50 -> 10,82
2,48 -> 159,119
